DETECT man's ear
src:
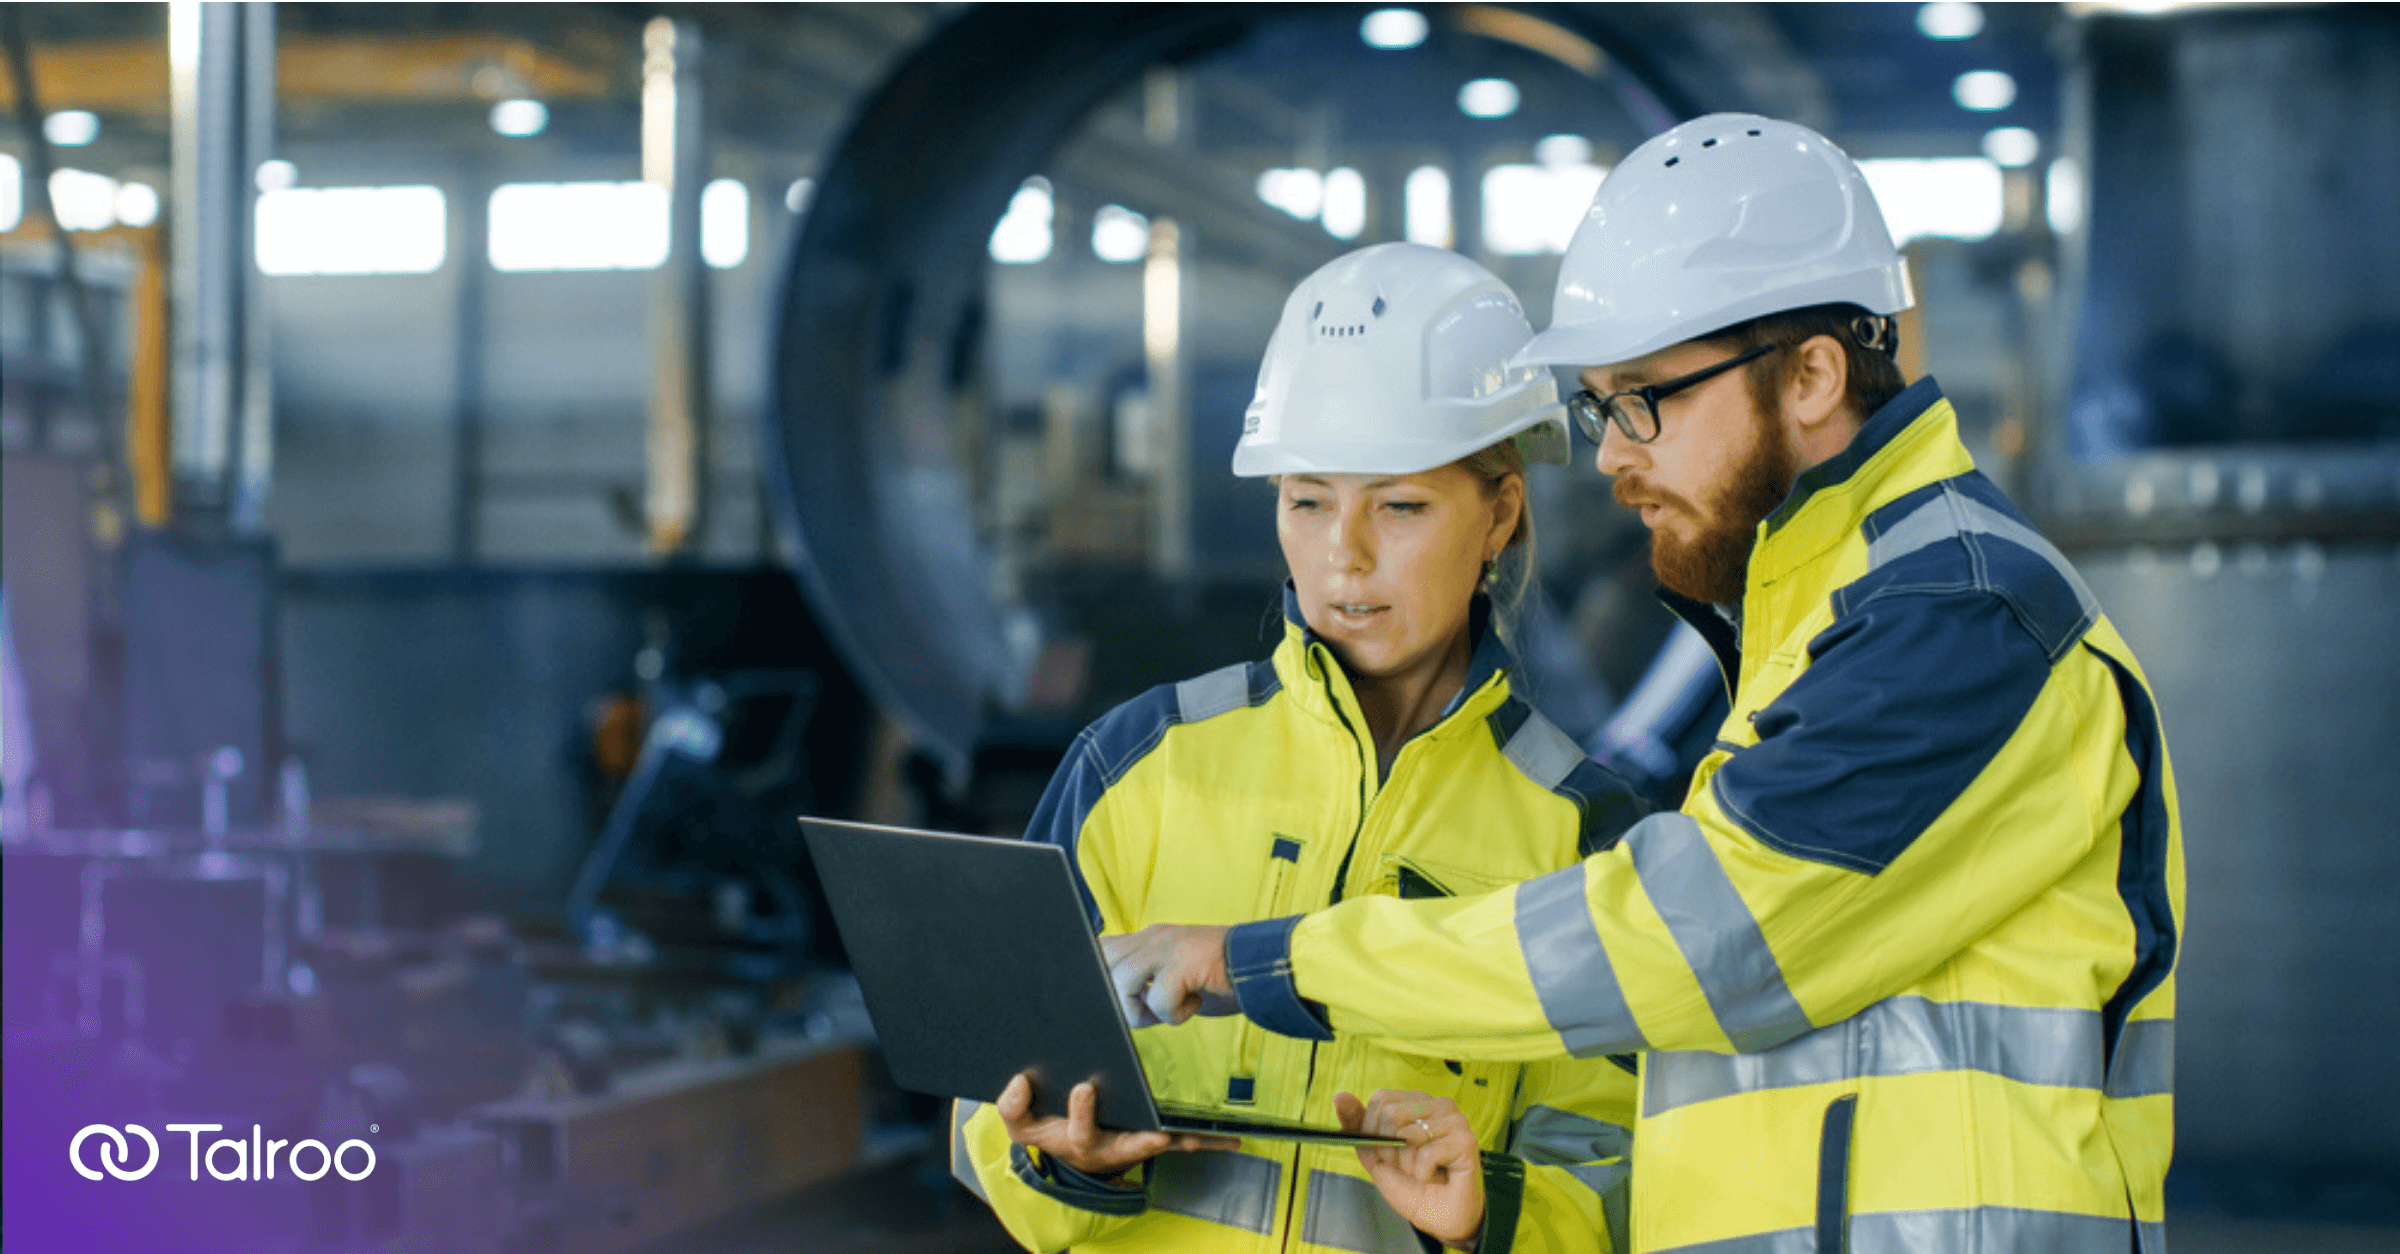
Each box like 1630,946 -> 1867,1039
1783,334 -> 1850,434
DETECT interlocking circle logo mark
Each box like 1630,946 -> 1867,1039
70,1124 -> 161,1181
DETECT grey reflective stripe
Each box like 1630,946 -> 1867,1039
1643,997 -> 2110,1116
1299,1169 -> 1425,1254
1503,707 -> 1587,791
2139,1219 -> 2168,1254
1651,1208 -> 2143,1254
1867,488 -> 2099,640
1627,813 -> 1814,1053
1515,862 -> 1646,1057
2107,1018 -> 2175,1099
949,1100 -> 989,1203
1509,1104 -> 1633,1166
1510,1104 -> 1633,1250
1175,663 -> 1251,724
1150,1149 -> 1280,1234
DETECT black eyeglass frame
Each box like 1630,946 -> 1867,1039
1567,342 -> 1784,446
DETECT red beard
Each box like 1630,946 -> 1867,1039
1617,404 -> 1798,605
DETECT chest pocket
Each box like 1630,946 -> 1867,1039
1372,855 -> 1513,1126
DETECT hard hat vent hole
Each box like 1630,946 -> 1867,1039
1664,156 -> 1680,168
1371,297 -> 1387,317
1312,301 -> 1324,320
1702,137 -> 1718,148
1748,129 -> 1762,137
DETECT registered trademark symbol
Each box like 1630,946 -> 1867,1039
369,1125 -> 378,1133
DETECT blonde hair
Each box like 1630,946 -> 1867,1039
1457,436 -> 1536,638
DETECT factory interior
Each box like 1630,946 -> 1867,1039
2,2 -> 2396,1251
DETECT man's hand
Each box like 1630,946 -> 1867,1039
1099,924 -> 1237,1028
994,1073 -> 1237,1179
1339,1089 -> 1484,1251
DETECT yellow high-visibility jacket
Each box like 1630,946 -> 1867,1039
954,593 -> 1650,1253
1225,380 -> 2185,1254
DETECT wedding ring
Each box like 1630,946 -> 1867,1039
1412,1118 -> 1433,1140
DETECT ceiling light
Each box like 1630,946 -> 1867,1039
1953,70 -> 2017,112
1917,2 -> 1985,39
255,159 -> 298,192
1459,78 -> 1520,120
44,110 -> 100,147
490,99 -> 549,138
1983,127 -> 2040,167
1360,9 -> 1429,50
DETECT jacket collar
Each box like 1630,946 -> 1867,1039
1657,375 -> 1961,690
1763,375 -> 1947,539
1277,580 -> 1514,729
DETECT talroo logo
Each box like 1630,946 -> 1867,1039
71,1124 -> 375,1182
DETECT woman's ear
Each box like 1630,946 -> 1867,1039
1490,473 -> 1526,552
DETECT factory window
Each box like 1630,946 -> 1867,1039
1481,160 -> 1606,256
48,168 -> 124,233
488,181 -> 668,272
1857,158 -> 2004,245
701,177 -> 748,269
1256,168 -> 1325,222
1323,168 -> 1366,240
255,185 -> 448,276
0,154 -> 20,232
1092,204 -> 1149,263
1404,165 -> 1451,248
989,177 -> 1054,264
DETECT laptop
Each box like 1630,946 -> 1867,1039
799,816 -> 1399,1146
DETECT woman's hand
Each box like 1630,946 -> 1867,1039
1340,1089 -> 1485,1251
995,1072 -> 1237,1180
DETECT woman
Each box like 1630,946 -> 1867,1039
952,244 -> 1645,1253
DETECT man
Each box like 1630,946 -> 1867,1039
1105,114 -> 2183,1254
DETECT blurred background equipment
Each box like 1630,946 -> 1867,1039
3,4 -> 2396,1252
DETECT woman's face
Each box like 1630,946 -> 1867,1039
1277,462 -> 1521,684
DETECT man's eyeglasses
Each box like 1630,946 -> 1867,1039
1567,342 -> 1784,445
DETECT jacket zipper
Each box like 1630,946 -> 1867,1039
1277,648 -> 1379,1251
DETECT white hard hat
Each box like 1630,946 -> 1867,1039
1235,242 -> 1569,477
1514,113 -> 1914,371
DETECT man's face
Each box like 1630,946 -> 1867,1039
1582,342 -> 1798,605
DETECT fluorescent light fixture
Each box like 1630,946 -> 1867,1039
1483,162 -> 1607,255
1983,127 -> 2040,167
49,169 -> 120,231
254,158 -> 298,192
1459,78 -> 1520,119
1323,167 -> 1366,240
1534,134 -> 1592,167
114,181 -> 160,228
0,154 -> 20,233
488,181 -> 666,272
2046,157 -> 2086,236
1858,158 -> 2004,245
1092,203 -> 1150,263
1954,70 -> 2017,112
1360,8 -> 1429,50
701,177 -> 747,269
989,177 -> 1054,264
490,99 -> 549,138
257,185 -> 448,275
44,110 -> 100,147
1256,167 -> 1325,221
784,178 -> 814,214
1404,165 -> 1451,248
1917,2 -> 1985,39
